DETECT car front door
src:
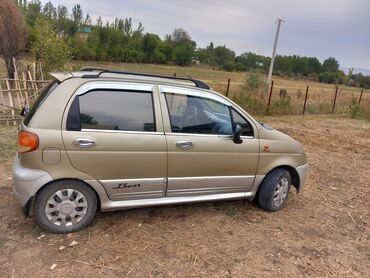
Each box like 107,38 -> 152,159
159,86 -> 259,197
62,82 -> 167,201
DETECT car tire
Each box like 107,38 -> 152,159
257,168 -> 291,212
34,180 -> 97,233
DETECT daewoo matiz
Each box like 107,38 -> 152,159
13,69 -> 308,233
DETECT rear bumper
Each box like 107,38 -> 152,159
12,156 -> 52,207
296,163 -> 309,190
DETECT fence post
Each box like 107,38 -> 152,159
302,85 -> 309,115
0,82 -> 4,113
266,80 -> 274,114
332,85 -> 338,113
358,89 -> 364,106
226,78 -> 231,97
6,79 -> 16,126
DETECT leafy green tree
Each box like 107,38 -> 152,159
174,45 -> 192,66
142,33 -> 162,63
322,57 -> 339,72
32,17 -> 73,72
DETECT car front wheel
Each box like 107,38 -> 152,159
34,180 -> 97,233
257,168 -> 291,212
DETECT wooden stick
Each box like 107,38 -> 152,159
6,79 -> 16,125
22,72 -> 30,105
14,73 -> 23,107
0,78 -> 50,83
39,63 -> 44,81
0,88 -> 37,93
32,62 -> 36,80
28,70 -> 38,95
0,102 -> 22,110
0,82 -> 5,113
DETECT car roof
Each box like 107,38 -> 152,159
50,68 -> 210,90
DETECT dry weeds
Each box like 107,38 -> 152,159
0,115 -> 369,277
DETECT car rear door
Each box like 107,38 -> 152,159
62,81 -> 167,201
159,86 -> 259,197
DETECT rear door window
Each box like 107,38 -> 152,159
78,90 -> 156,132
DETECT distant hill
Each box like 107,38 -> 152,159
341,67 -> 370,76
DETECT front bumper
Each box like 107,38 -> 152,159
296,163 -> 309,190
12,156 -> 52,207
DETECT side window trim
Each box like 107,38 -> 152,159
160,86 -> 231,106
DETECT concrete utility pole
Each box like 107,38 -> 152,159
267,18 -> 284,94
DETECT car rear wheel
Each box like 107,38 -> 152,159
34,180 -> 97,233
257,168 -> 291,212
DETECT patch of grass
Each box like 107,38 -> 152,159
0,127 -> 18,162
269,98 -> 294,115
0,141 -> 16,161
223,207 -> 237,217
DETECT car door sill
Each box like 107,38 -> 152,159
100,192 -> 254,212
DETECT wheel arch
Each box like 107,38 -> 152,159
256,165 -> 301,197
28,178 -> 102,216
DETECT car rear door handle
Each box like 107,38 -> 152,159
176,140 -> 193,150
73,137 -> 95,148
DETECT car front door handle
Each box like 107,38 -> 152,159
176,140 -> 193,150
73,137 -> 95,148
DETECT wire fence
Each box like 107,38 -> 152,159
1,71 -> 369,126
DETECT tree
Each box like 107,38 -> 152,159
72,4 -> 83,28
210,46 -> 235,69
123,18 -> 132,36
32,17 -> 73,72
43,1 -> 56,19
142,33 -> 161,62
174,45 -> 192,66
171,28 -> 192,46
84,14 -> 92,25
322,57 -> 339,72
0,0 -> 27,78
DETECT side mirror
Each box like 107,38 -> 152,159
233,124 -> 243,144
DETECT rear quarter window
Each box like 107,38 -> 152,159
24,81 -> 59,126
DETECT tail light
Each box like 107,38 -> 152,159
17,131 -> 39,153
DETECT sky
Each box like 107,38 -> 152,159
41,0 -> 370,71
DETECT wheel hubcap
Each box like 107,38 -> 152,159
273,177 -> 289,207
45,189 -> 88,227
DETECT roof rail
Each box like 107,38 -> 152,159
79,68 -> 210,90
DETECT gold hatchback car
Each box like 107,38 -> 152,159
13,69 -> 308,233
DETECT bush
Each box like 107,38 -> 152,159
242,71 -> 264,93
222,61 -> 235,72
232,72 -> 266,115
232,93 -> 265,115
347,97 -> 361,118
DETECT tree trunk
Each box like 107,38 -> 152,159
5,57 -> 15,79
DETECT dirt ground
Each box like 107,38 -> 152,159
0,115 -> 369,277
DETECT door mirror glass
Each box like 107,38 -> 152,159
233,124 -> 243,144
